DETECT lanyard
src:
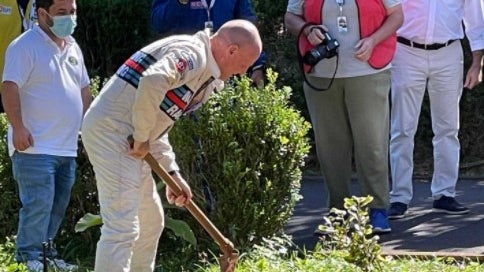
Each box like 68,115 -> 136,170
201,0 -> 216,21
336,0 -> 344,15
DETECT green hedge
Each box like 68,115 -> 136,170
169,72 -> 310,249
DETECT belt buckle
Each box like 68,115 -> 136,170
423,43 -> 428,50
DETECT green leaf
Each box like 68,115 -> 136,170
74,213 -> 103,233
165,217 -> 197,247
74,213 -> 197,247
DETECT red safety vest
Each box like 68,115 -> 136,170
298,0 -> 396,72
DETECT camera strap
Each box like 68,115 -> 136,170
296,23 -> 339,92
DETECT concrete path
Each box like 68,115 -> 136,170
284,176 -> 484,257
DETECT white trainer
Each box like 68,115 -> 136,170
25,260 -> 44,272
49,258 -> 78,271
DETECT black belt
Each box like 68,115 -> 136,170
397,36 -> 457,50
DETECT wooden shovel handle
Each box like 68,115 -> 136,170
143,153 -> 236,256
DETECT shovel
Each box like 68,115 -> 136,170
128,137 -> 238,271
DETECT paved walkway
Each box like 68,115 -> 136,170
284,176 -> 484,258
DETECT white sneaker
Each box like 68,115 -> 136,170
25,260 -> 44,272
49,258 -> 78,271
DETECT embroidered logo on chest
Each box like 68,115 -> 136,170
0,5 -> 13,15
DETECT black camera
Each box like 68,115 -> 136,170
303,29 -> 340,66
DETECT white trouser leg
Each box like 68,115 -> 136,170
86,132 -> 142,272
427,41 -> 463,199
390,43 -> 429,204
390,41 -> 463,204
130,142 -> 165,272
82,110 -> 157,272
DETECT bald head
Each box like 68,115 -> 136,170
211,19 -> 263,81
217,19 -> 263,52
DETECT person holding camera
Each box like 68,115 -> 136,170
388,1 -> 484,219
284,0 -> 403,234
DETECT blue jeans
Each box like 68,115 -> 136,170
12,152 -> 76,262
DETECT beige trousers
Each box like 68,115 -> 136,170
389,41 -> 463,204
82,108 -> 165,272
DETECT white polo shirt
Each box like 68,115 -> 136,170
3,24 -> 90,157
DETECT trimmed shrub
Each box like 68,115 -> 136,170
169,71 -> 311,249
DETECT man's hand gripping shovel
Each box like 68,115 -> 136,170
128,136 -> 238,272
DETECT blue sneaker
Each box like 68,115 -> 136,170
369,208 -> 391,234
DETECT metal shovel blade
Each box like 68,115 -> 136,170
220,252 -> 238,272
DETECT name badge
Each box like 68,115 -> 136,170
205,21 -> 214,34
337,16 -> 348,33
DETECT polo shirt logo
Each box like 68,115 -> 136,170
68,56 -> 78,65
0,5 -> 13,15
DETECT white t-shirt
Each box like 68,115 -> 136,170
3,24 -> 90,157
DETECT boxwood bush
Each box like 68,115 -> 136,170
169,71 -> 311,249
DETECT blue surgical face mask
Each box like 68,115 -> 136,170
46,12 -> 77,38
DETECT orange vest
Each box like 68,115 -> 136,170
298,0 -> 396,72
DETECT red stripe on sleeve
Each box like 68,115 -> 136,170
125,59 -> 145,74
166,91 -> 187,109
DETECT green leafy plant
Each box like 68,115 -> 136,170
74,211 -> 197,247
315,195 -> 384,271
170,70 -> 311,249
0,237 -> 27,272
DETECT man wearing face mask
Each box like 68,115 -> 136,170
1,0 -> 92,270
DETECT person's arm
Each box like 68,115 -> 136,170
81,85 -> 92,114
78,51 -> 92,114
354,4 -> 403,62
1,81 -> 33,151
2,37 -> 34,151
2,81 -> 22,130
248,51 -> 266,87
463,0 -> 484,89
464,50 -> 483,89
285,10 -> 327,48
284,11 -> 313,38
151,134 -> 193,206
234,0 -> 264,85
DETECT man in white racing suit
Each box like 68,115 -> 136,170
81,19 -> 262,272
